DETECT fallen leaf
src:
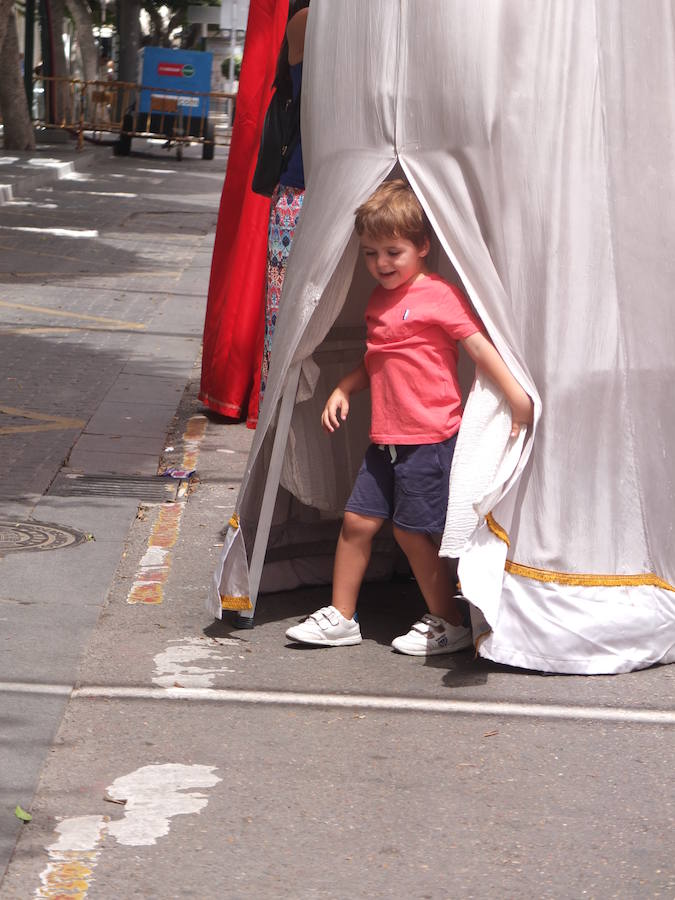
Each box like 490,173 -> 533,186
85,533 -> 96,542
103,791 -> 127,805
14,805 -> 32,822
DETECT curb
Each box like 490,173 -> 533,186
0,143 -> 105,205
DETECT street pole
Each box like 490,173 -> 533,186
23,0 -> 35,116
38,0 -> 56,122
229,0 -> 237,91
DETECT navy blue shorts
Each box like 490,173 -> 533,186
344,436 -> 457,534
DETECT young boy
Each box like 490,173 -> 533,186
286,180 -> 533,655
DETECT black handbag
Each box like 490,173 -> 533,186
251,86 -> 301,197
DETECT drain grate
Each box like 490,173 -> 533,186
48,474 -> 179,502
0,518 -> 88,553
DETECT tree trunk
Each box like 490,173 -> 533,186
115,0 -> 141,121
0,5 -> 36,149
145,3 -> 164,45
66,0 -> 99,82
117,0 -> 141,83
0,0 -> 12,52
43,0 -> 71,122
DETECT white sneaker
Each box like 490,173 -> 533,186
391,613 -> 472,656
285,606 -> 362,647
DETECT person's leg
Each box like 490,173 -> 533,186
284,512 -> 384,647
332,512 -> 385,619
388,440 -> 472,655
259,186 -> 305,405
286,445 -> 390,647
392,526 -> 463,625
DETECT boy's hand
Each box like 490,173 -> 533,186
321,387 -> 350,433
460,332 -> 534,440
508,389 -> 534,438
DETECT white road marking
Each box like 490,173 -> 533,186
0,682 -> 71,696
0,225 -> 98,238
75,190 -> 138,197
0,680 -> 672,725
152,637 -> 238,688
4,200 -> 58,208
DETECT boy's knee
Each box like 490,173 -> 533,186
342,511 -> 383,542
393,525 -> 425,549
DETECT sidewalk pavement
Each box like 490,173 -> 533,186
0,138 -> 673,899
0,135 -> 233,890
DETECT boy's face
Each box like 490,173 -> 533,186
360,233 -> 430,291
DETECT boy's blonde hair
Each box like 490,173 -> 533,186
354,179 -> 432,249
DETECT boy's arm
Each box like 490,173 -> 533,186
321,361 -> 369,433
461,332 -> 533,438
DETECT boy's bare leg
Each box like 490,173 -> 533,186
332,512 -> 385,619
392,526 -> 464,626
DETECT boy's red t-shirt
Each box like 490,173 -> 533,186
364,274 -> 483,444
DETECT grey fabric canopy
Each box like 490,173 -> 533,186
208,0 -> 675,674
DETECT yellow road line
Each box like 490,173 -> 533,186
0,300 -> 145,330
0,405 -> 85,435
0,242 -> 84,262
8,270 -> 182,279
0,325 -> 140,335
0,423 -> 84,435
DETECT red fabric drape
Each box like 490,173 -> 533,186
199,0 -> 289,427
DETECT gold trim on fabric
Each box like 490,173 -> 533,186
220,594 -> 252,611
485,512 -> 510,546
504,561 -> 675,591
228,513 -> 239,530
485,514 -> 675,593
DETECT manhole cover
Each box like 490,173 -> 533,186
0,518 -> 88,553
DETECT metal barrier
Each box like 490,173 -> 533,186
32,76 -> 235,158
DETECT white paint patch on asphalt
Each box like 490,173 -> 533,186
35,765 -> 221,895
153,637 -> 238,688
106,764 -> 221,846
46,815 -> 106,853
140,546 -> 169,567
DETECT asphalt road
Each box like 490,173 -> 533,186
0,139 -> 673,900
